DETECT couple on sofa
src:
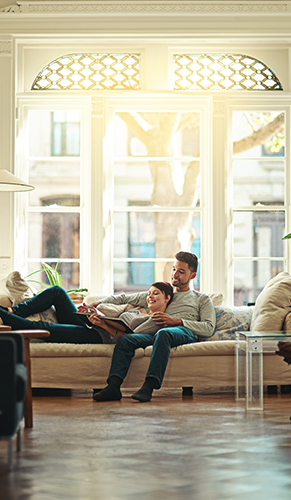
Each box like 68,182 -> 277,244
0,251 -> 215,402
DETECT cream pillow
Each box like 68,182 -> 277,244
282,311 -> 291,331
209,292 -> 224,306
0,271 -> 34,306
250,272 -> 291,331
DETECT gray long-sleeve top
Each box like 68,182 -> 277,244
100,289 -> 216,340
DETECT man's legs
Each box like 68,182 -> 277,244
132,326 -> 197,402
93,333 -> 154,401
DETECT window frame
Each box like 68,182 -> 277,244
15,90 -> 291,304
15,95 -> 93,291
227,97 -> 291,304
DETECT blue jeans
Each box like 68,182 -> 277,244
0,286 -> 104,344
109,326 -> 198,389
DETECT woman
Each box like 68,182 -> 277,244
88,281 -> 174,340
0,282 -> 173,344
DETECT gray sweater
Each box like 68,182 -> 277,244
100,289 -> 216,340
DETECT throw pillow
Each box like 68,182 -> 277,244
209,292 -> 223,306
250,271 -> 291,331
0,271 -> 34,306
210,306 -> 253,341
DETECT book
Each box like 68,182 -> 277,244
75,311 -> 134,333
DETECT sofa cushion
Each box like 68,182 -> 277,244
210,306 -> 253,340
250,271 -> 291,331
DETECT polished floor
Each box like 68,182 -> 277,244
1,388 -> 291,500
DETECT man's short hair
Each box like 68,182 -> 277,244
175,251 -> 198,273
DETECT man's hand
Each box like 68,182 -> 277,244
151,312 -> 182,327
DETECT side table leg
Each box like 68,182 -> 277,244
23,338 -> 33,428
246,338 -> 263,411
235,333 -> 246,401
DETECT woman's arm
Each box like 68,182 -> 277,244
88,313 -> 126,340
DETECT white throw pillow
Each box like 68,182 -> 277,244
250,271 -> 291,331
208,292 -> 224,306
0,271 -> 34,306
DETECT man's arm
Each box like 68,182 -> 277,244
158,292 -> 216,339
99,291 -> 148,308
78,291 -> 148,312
181,295 -> 216,338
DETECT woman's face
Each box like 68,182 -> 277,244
146,286 -> 170,313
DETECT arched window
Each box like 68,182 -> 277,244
174,54 -> 282,90
31,53 -> 141,90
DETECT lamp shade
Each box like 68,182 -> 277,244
0,170 -> 34,192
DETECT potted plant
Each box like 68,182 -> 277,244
25,262 -> 88,303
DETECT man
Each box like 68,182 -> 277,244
92,251 -> 216,403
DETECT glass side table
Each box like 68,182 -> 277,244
235,331 -> 291,411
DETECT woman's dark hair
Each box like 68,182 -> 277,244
151,281 -> 174,304
175,251 -> 198,273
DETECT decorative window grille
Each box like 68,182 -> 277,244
31,53 -> 140,90
174,54 -> 282,90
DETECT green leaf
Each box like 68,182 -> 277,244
282,233 -> 291,240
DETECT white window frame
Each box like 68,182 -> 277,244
15,94 -> 93,290
226,94 -> 291,303
14,88 -> 290,302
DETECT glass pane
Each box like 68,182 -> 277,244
233,111 -> 285,158
114,159 -> 200,207
232,159 -> 284,207
114,260 -> 200,293
232,111 -> 285,207
114,112 -> 200,157
26,261 -> 80,293
27,212 -> 80,259
113,211 -> 200,290
233,211 -> 285,258
234,260 -> 286,306
28,109 -> 81,207
113,112 -> 201,208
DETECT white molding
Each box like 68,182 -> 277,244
0,1 -> 290,15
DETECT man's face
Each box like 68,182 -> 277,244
170,260 -> 196,292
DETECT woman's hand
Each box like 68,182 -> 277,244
88,313 -> 106,327
77,304 -> 98,314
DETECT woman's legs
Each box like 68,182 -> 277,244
0,305 -> 103,343
11,286 -> 86,326
0,285 -> 106,344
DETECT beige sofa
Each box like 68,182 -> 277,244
1,271 -> 291,393
29,336 -> 291,392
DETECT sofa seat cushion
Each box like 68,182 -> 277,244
30,343 -> 145,359
144,340 -> 235,357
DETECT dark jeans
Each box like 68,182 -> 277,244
109,326 -> 198,388
0,286 -> 104,344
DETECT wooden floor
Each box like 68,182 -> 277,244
1,388 -> 291,500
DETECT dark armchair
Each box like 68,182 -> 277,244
0,333 -> 27,471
